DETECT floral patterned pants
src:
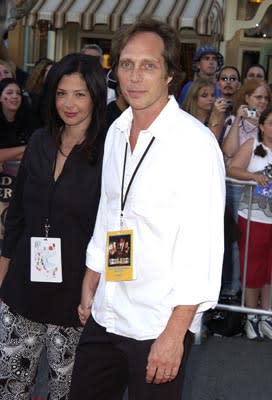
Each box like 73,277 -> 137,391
0,302 -> 82,400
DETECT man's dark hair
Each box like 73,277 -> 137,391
47,53 -> 107,164
217,66 -> 241,82
110,17 -> 182,95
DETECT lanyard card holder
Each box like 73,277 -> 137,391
105,230 -> 135,281
31,237 -> 63,283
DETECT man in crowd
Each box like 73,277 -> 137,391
81,43 -> 115,103
178,44 -> 224,105
70,18 -> 225,400
217,66 -> 241,108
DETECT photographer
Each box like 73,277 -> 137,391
227,108 -> 272,340
221,80 -> 271,298
181,78 -> 226,140
222,80 -> 271,164
217,66 -> 241,119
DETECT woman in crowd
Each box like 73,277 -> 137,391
0,77 -> 39,168
222,79 -> 271,163
228,108 -> 272,341
0,53 -> 107,399
221,80 -> 271,296
244,64 -> 266,82
0,59 -> 15,81
181,78 -> 226,140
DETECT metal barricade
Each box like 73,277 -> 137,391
195,177 -> 272,344
217,177 -> 272,317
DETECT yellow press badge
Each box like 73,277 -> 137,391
106,230 -> 135,281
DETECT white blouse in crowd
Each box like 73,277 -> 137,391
239,138 -> 272,224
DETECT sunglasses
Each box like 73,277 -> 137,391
219,76 -> 238,82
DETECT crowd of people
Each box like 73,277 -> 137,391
0,15 -> 270,400
177,45 -> 272,342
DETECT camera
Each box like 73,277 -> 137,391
224,99 -> 232,112
245,108 -> 257,119
264,164 -> 272,179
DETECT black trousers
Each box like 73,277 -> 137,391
69,315 -> 194,400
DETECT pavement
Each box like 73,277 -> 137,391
182,334 -> 272,400
32,332 -> 272,400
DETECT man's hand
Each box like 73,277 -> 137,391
145,304 -> 198,384
145,330 -> 183,384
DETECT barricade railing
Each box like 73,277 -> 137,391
217,177 -> 272,316
195,176 -> 272,344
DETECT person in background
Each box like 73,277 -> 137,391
81,43 -> 103,59
217,66 -> 241,115
222,80 -> 271,163
0,77 -> 39,250
221,79 -> 271,297
106,69 -> 128,129
0,59 -> 14,81
181,78 -> 227,140
0,53 -> 107,399
177,45 -> 224,105
244,64 -> 266,82
70,18 -> 225,400
0,77 -> 39,167
81,43 -> 116,104
24,57 -> 55,126
228,108 -> 272,340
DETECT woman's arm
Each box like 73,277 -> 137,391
78,268 -> 100,325
1,153 -> 28,258
208,98 -> 226,140
0,256 -> 10,287
227,138 -> 269,185
0,146 -> 26,163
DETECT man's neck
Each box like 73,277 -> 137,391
128,95 -> 169,152
198,72 -> 216,83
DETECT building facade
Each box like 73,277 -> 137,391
6,0 -> 272,82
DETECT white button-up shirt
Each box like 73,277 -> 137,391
86,96 -> 225,340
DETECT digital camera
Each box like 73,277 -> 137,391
224,99 -> 232,112
264,164 -> 272,179
245,108 -> 257,119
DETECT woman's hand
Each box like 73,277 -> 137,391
213,98 -> 227,115
78,302 -> 92,326
236,104 -> 248,120
253,173 -> 269,186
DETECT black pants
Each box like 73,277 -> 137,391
69,315 -> 194,400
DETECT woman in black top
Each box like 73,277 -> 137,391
0,53 -> 107,399
0,78 -> 39,168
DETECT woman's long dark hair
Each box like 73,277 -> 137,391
47,53 -> 107,164
254,107 -> 272,157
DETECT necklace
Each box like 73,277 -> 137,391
58,147 -> 68,158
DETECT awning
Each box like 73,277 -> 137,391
24,0 -> 224,36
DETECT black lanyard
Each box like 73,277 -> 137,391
120,137 -> 155,226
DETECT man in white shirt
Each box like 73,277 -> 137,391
70,18 -> 225,400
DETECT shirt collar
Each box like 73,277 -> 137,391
115,95 -> 179,141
